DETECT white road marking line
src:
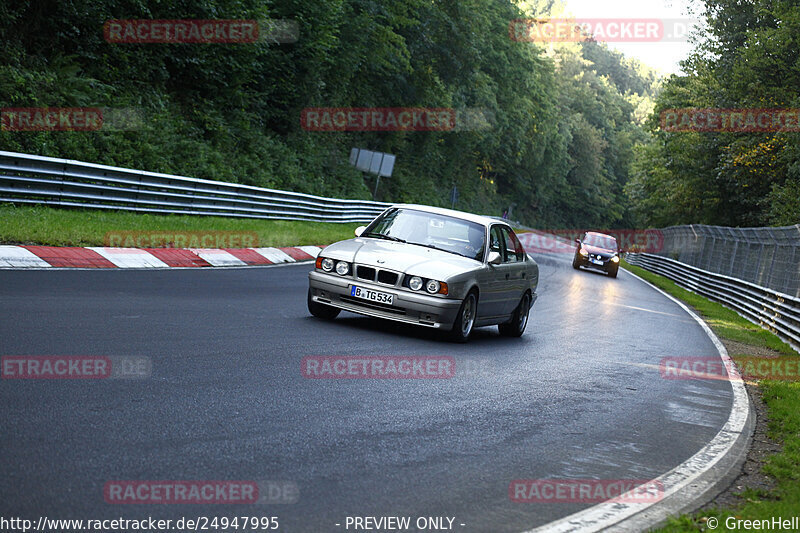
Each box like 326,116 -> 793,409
599,300 -> 686,318
523,269 -> 750,533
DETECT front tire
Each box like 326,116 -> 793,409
608,265 -> 619,278
307,288 -> 341,319
450,291 -> 478,343
499,292 -> 531,337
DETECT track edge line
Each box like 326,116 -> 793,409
520,267 -> 753,533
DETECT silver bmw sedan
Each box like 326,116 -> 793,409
308,204 -> 538,342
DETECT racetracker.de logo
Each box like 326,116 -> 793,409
104,480 -> 299,504
660,108 -> 800,132
659,357 -> 736,381
1,356 -> 151,379
509,18 -> 693,43
104,481 -> 257,504
1,108 -> 103,131
301,108 -> 456,132
301,356 -> 455,379
509,479 -> 664,503
2,356 -> 110,379
516,229 -> 663,254
104,231 -> 259,248
660,356 -> 800,382
104,19 -> 259,43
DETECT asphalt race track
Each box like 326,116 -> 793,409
0,250 -> 735,532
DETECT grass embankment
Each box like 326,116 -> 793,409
0,204 -> 358,247
622,260 -> 800,532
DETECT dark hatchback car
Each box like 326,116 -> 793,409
572,232 -> 621,278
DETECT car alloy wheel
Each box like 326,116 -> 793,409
450,291 -> 477,343
517,292 -> 530,331
499,292 -> 531,337
461,293 -> 476,336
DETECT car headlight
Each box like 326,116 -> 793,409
611,255 -> 620,263
425,280 -> 440,294
319,257 -> 335,272
579,248 -> 589,256
409,276 -> 423,291
335,261 -> 350,275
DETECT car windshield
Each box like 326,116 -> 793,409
363,208 -> 486,261
583,233 -> 617,250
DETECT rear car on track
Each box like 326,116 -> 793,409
308,204 -> 539,342
572,231 -> 621,278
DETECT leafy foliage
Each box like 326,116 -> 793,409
628,0 -> 800,227
1,0 -> 657,227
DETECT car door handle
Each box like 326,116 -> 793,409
522,272 -> 526,278
505,273 -> 510,279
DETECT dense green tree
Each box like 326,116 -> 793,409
629,0 -> 800,227
0,0 -> 658,228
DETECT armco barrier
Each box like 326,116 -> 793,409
626,252 -> 800,353
0,151 -> 390,223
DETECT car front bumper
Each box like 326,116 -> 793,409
308,271 -> 462,329
576,255 -> 618,272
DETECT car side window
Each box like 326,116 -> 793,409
490,226 -> 505,258
501,227 -> 525,262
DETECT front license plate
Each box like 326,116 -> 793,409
350,285 -> 394,305
590,258 -> 603,265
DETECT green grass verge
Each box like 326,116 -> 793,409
0,204 -> 359,248
622,259 -> 800,532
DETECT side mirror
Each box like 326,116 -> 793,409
618,248 -> 624,254
575,238 -> 580,245
487,251 -> 502,265
355,226 -> 366,237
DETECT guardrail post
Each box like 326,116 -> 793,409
728,240 -> 738,278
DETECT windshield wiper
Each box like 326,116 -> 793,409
364,233 -> 468,258
362,232 -> 406,243
410,242 -> 466,258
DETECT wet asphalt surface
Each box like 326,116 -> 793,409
0,250 -> 733,532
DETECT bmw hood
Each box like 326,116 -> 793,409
321,238 -> 482,279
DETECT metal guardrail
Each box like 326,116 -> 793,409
626,252 -> 800,353
0,151 -> 391,223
